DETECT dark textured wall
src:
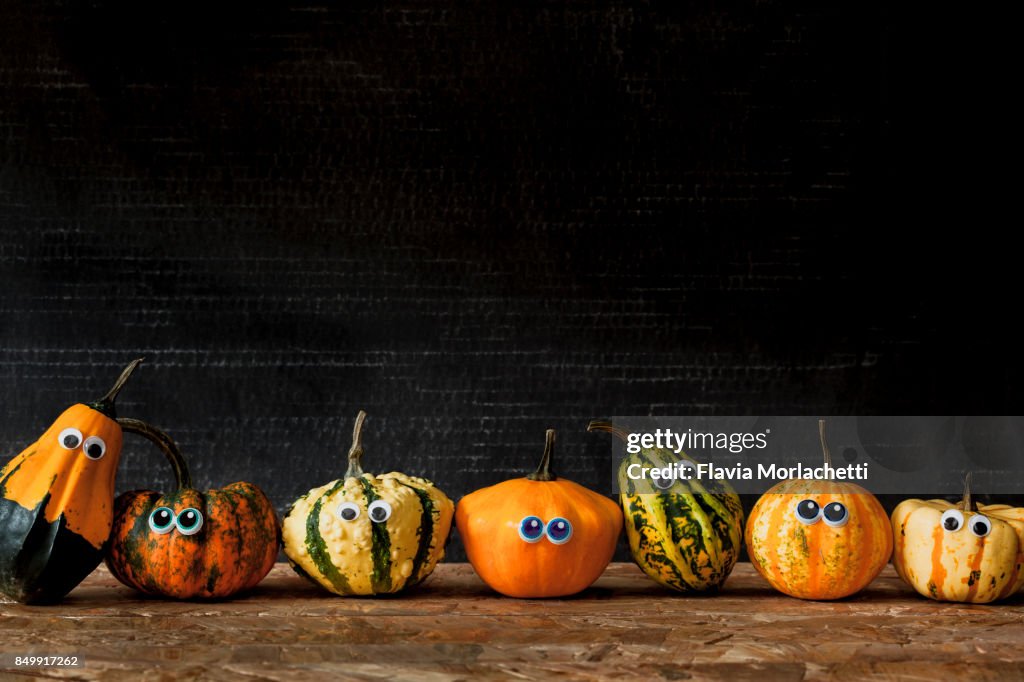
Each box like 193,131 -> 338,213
0,1 -> 1017,561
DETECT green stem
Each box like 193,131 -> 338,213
117,417 -> 192,490
818,419 -> 832,467
88,357 -> 144,418
527,429 -> 557,481
345,410 -> 368,479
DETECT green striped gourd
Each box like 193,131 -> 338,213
282,411 -> 454,595
588,421 -> 744,592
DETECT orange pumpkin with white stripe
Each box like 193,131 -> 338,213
892,475 -> 1024,603
745,421 -> 892,600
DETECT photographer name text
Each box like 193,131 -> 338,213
626,461 -> 869,482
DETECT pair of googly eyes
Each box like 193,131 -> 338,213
57,427 -> 106,460
149,507 -> 204,535
940,509 -> 992,537
518,516 -> 573,545
794,500 -> 849,528
337,500 -> 393,523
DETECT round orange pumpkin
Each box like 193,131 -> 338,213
105,420 -> 280,599
745,420 -> 892,600
455,429 -> 622,598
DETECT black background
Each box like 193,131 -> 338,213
0,1 -> 1018,561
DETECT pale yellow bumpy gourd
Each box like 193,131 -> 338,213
892,474 -> 1024,603
282,411 -> 454,596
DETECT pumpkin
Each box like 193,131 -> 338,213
892,473 -> 1024,603
587,420 -> 744,592
105,419 -> 281,599
0,359 -> 143,604
745,420 -> 892,600
282,411 -> 454,596
456,429 -> 622,598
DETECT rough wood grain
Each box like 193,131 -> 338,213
2,563 -> 1022,680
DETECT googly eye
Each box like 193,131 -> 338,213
175,508 -> 203,535
794,499 -> 822,524
941,509 -> 964,532
337,502 -> 361,522
148,507 -> 175,534
368,500 -> 392,523
545,517 -> 573,545
653,475 -> 675,491
518,515 -> 544,543
58,427 -> 83,450
969,514 -> 992,538
822,501 -> 848,528
82,435 -> 106,460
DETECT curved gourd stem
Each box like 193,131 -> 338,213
527,429 -> 558,481
961,472 -> 974,512
117,417 -> 192,490
818,419 -> 832,467
345,410 -> 368,479
587,420 -> 632,444
89,357 -> 144,418
588,420 -> 639,494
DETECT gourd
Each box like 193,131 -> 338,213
282,411 -> 454,596
0,359 -> 143,604
892,473 -> 1024,603
745,420 -> 892,600
456,429 -> 622,598
105,420 -> 281,599
587,420 -> 744,592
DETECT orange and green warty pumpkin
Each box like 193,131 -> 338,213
588,421 -> 744,593
892,474 -> 1024,603
283,411 -> 454,596
0,359 -> 143,604
456,429 -> 623,598
745,420 -> 892,600
105,420 -> 280,599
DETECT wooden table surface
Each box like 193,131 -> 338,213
2,562 -> 1023,681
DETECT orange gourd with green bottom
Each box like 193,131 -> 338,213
0,359 -> 145,604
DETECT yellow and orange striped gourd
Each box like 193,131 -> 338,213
892,474 -> 1024,603
745,420 -> 892,600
